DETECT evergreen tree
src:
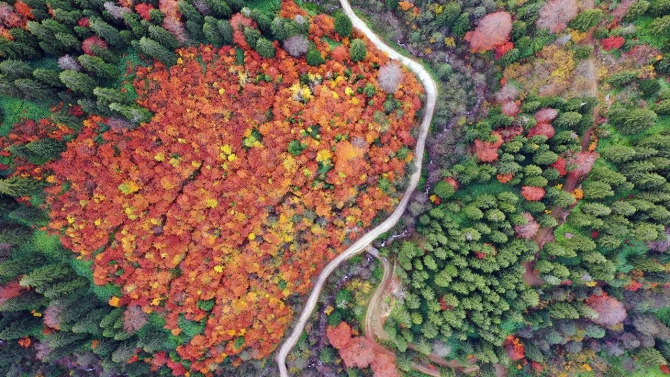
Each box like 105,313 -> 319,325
78,54 -> 118,79
94,87 -> 131,107
13,78 -> 56,101
122,12 -> 148,38
33,69 -> 66,88
25,138 -> 67,160
138,36 -> 177,66
568,9 -> 602,31
305,49 -> 325,66
59,70 -> 97,94
206,0 -> 232,18
89,17 -> 124,47
623,0 -> 650,22
108,103 -> 153,124
243,27 -> 261,49
255,37 -> 275,58
203,17 -> 223,46
349,39 -> 367,62
218,19 -> 234,45
0,176 -> 45,197
0,59 -> 32,80
147,25 -> 180,50
334,12 -> 352,38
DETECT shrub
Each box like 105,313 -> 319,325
305,48 -> 325,66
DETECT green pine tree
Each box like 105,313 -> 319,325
59,70 -> 97,95
138,36 -> 177,67
349,39 -> 367,62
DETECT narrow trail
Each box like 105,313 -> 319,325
363,251 -> 392,342
274,1 -> 438,375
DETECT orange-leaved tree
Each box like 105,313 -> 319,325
45,6 -> 422,374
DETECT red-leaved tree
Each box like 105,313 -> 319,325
464,12 -> 513,53
586,293 -> 627,326
521,186 -> 546,201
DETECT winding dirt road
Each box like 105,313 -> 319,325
274,1 -> 438,375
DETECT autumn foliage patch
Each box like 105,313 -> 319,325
326,322 -> 399,377
45,24 -> 421,373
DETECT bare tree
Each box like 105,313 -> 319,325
58,55 -> 81,71
377,62 -> 403,93
537,0 -> 579,33
282,34 -> 309,57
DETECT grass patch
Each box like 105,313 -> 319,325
0,96 -> 52,137
247,0 -> 282,15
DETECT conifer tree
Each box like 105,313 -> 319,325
59,70 -> 97,94
0,59 -> 32,80
206,0 -> 232,18
138,36 -> 177,66
349,38 -> 367,62
13,78 -> 56,101
203,16 -> 223,46
0,176 -> 45,197
334,12 -> 352,38
33,68 -> 66,88
147,24 -> 180,49
89,17 -> 123,47
255,37 -> 275,58
78,54 -> 117,79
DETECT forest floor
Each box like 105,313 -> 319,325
274,0 -> 438,375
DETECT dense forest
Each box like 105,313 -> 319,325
3,0 -> 670,376
286,0 -> 670,377
0,0 -> 423,375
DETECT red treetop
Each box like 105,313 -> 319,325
503,335 -> 525,361
568,152 -> 598,178
501,101 -> 520,117
527,122 -> 555,139
0,281 -> 21,306
326,322 -> 352,349
135,3 -> 154,20
445,177 -> 459,191
474,131 -> 503,162
521,186 -> 546,201
551,156 -> 567,176
586,293 -> 627,327
339,337 -> 376,369
495,41 -> 514,59
602,36 -> 625,51
464,12 -> 513,53
82,36 -> 108,55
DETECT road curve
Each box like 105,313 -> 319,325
275,1 -> 438,375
